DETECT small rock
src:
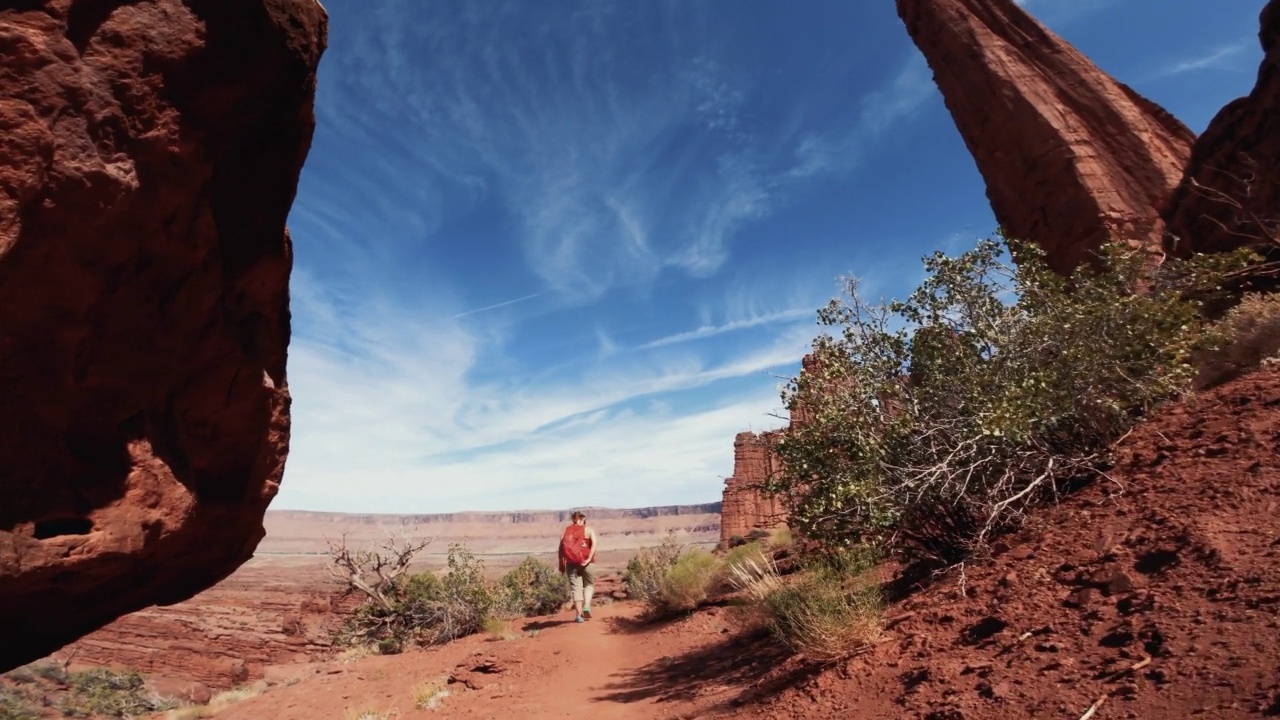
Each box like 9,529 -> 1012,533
1065,588 -> 1097,608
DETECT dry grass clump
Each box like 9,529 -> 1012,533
412,679 -> 450,711
1196,292 -> 1280,388
730,549 -> 881,661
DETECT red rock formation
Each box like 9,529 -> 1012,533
720,431 -> 787,545
1164,0 -> 1280,257
896,0 -> 1195,272
63,564 -> 351,689
0,0 -> 326,671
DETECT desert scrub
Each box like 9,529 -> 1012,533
412,679 -> 449,710
1196,291 -> 1280,388
761,549 -> 881,660
0,685 -> 41,720
769,234 -> 1252,567
60,667 -> 175,718
651,549 -> 721,615
623,534 -> 683,605
334,542 -> 498,653
496,556 -> 568,617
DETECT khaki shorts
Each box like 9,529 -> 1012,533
566,562 -> 595,595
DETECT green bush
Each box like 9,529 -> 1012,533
655,550 -> 721,613
623,534 -> 683,605
769,234 -> 1250,566
60,668 -> 174,718
497,556 -> 568,617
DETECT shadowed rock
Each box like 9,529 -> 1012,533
896,0 -> 1195,272
0,0 -> 326,670
1164,0 -> 1280,257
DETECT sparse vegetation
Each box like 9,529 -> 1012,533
762,553 -> 882,660
1196,291 -> 1280,388
482,616 -> 517,641
0,685 -> 41,720
331,536 -> 575,653
412,679 -> 449,710
60,667 -> 175,718
769,234 -> 1252,567
623,533 -> 684,606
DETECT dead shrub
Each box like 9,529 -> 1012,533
1196,292 -> 1280,388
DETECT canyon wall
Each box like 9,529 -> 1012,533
896,0 -> 1194,272
0,0 -> 326,671
1164,0 -> 1280,258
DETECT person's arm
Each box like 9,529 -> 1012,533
585,527 -> 598,565
557,540 -> 566,573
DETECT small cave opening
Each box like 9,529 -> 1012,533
34,517 -> 94,540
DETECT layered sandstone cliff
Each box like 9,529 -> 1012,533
1164,0 -> 1280,258
896,0 -> 1195,272
0,0 -> 326,671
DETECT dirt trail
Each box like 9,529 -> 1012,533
210,600 -> 751,720
197,366 -> 1280,720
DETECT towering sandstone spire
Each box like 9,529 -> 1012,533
896,0 -> 1195,272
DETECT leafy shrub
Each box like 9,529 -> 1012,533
769,235 -> 1249,566
60,668 -> 174,718
496,557 -> 568,617
653,549 -> 721,615
623,534 -> 683,605
1195,292 -> 1280,388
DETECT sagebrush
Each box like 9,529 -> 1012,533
623,534 -> 683,605
1195,291 -> 1280,388
769,234 -> 1251,566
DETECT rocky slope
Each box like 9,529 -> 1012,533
896,0 -> 1193,273
0,0 -> 325,671
736,364 -> 1280,720
1164,0 -> 1280,258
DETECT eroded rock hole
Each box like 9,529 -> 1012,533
1134,549 -> 1180,575
34,518 -> 94,539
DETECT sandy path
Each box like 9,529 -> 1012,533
210,600 -> 742,720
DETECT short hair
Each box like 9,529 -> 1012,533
571,511 -> 586,521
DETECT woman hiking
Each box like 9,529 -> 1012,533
558,511 -> 597,623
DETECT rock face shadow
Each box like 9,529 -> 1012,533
594,628 -> 820,708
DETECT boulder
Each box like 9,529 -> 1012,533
0,0 -> 325,671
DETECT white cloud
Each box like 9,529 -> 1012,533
1156,40 -> 1251,78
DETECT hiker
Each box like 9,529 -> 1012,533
558,510 -> 597,623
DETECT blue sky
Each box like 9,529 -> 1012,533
278,0 -> 1266,513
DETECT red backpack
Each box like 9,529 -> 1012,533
560,524 -> 592,565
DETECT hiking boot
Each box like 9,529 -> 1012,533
574,614 -> 584,623
582,609 -> 592,620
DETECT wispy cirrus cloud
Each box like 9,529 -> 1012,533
1155,40 -> 1252,78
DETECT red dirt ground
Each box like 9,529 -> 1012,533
155,364 -> 1280,719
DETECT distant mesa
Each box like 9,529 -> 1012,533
0,0 -> 326,672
